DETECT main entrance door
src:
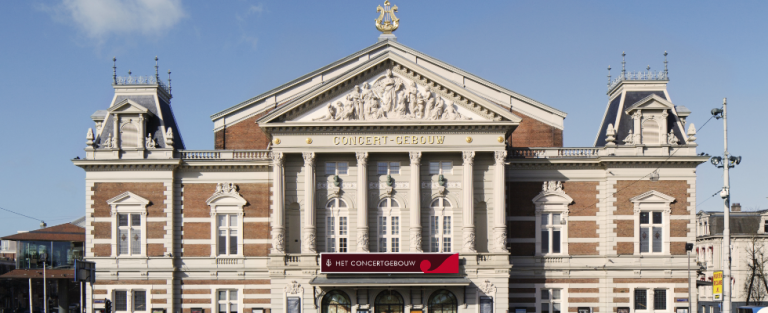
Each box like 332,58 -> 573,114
374,290 -> 404,313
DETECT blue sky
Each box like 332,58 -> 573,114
0,0 -> 765,234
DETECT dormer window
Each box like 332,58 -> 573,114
624,94 -> 681,146
105,99 -> 154,151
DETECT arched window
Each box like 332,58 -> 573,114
322,290 -> 351,313
642,119 -> 660,145
377,198 -> 401,252
120,122 -> 139,148
374,290 -> 404,313
326,198 -> 349,252
429,198 -> 453,252
428,290 -> 458,313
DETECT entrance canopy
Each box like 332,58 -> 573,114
309,276 -> 472,287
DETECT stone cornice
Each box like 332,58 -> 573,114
73,159 -> 180,171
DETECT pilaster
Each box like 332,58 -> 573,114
462,151 -> 476,253
356,152 -> 369,252
302,152 -> 316,253
409,151 -> 422,252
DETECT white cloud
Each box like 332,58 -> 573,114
52,0 -> 186,38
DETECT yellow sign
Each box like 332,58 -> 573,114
713,270 -> 723,300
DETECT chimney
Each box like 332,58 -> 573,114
731,203 -> 741,212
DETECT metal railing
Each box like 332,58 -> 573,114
608,70 -> 668,90
180,150 -> 271,160
115,75 -> 170,93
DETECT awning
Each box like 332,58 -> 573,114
309,276 -> 472,287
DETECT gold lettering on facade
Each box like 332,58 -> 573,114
332,135 -> 447,145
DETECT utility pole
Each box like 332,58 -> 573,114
710,98 -> 742,313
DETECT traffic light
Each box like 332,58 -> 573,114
105,299 -> 112,313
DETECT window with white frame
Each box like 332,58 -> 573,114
634,289 -> 667,312
639,211 -> 663,254
532,183 -> 572,256
377,162 -> 400,175
115,290 -> 128,311
218,289 -> 238,313
540,288 -> 562,313
326,198 -> 349,252
540,213 -> 562,254
630,190 -> 674,255
428,161 -> 453,175
218,214 -> 238,255
108,192 -> 150,258
118,213 -> 142,256
326,161 -> 349,175
429,198 -> 452,252
377,198 -> 401,252
133,290 -> 146,311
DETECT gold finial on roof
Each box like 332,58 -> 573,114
375,0 -> 399,34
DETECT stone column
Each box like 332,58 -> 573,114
462,151 -> 476,252
271,152 -> 286,254
409,151 -> 423,252
302,152 -> 316,253
356,152 -> 370,252
492,150 -> 508,252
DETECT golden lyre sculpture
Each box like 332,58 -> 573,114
375,0 -> 399,34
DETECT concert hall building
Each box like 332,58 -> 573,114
74,4 -> 707,313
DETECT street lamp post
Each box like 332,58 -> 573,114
710,98 -> 742,313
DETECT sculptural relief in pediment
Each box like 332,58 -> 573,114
293,69 -> 486,122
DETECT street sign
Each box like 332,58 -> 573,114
713,270 -> 723,301
74,259 -> 96,283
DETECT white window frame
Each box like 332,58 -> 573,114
109,287 -> 150,313
326,161 -> 349,176
532,186 -> 572,256
428,161 -> 453,175
207,184 -> 247,257
535,285 -> 568,313
429,197 -> 453,253
629,285 -> 674,313
631,191 -> 674,255
216,289 -> 240,313
377,198 -> 401,252
377,162 -> 401,175
326,198 -> 350,253
108,192 -> 149,258
216,214 -> 240,256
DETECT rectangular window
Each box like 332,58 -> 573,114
541,213 -> 563,254
339,238 -> 348,252
443,216 -> 451,235
340,217 -> 348,235
117,213 -> 142,256
377,162 -> 400,175
653,289 -> 666,310
392,217 -> 399,235
635,289 -> 647,310
379,217 -> 387,235
640,211 -> 663,253
327,214 -> 348,253
443,237 -> 451,253
133,290 -> 146,311
115,290 -> 127,311
217,214 -> 238,255
428,161 -> 453,175
217,289 -> 238,313
379,238 -> 387,252
430,216 -> 440,252
764,221 -> 768,233
325,162 -> 348,175
540,289 -> 561,313
391,238 -> 399,252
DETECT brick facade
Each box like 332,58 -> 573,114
214,111 -> 272,150
508,110 -> 564,147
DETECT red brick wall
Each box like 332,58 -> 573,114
614,180 -> 690,216
214,111 -> 272,150
508,221 -> 535,239
93,244 -> 111,257
91,183 -> 167,218
616,242 -> 633,255
183,183 -> 271,219
507,182 -> 540,217
569,243 -> 598,255
568,221 -> 598,238
93,222 -> 111,239
564,182 -> 599,216
509,110 -> 563,148
244,222 -> 270,239
509,243 -> 535,256
183,244 -> 210,257
614,220 -> 633,237
147,221 -> 166,239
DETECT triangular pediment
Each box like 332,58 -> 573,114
630,190 -> 675,204
625,94 -> 674,114
257,51 -> 521,126
108,99 -> 154,116
107,191 -> 150,206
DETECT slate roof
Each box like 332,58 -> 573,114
594,90 -> 686,147
1,223 -> 84,242
97,95 -> 185,150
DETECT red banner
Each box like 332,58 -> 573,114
320,253 -> 459,274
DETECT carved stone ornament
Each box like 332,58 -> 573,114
273,232 -> 285,253
272,151 -> 285,165
213,183 -> 240,198
165,127 -> 174,146
462,151 -> 475,166
623,129 -> 635,145
358,232 -> 370,252
495,228 -> 508,252
479,279 -> 496,295
687,123 -> 697,143
605,123 -> 616,146
410,229 -> 423,252
542,181 -> 563,193
667,130 -> 679,145
494,150 -> 507,164
285,280 -> 304,295
86,128 -> 94,146
303,152 -> 316,167
375,1 -> 399,34
101,132 -> 116,149
145,133 -> 157,149
310,69 -> 472,122
409,151 -> 422,164
303,231 -> 317,253
463,231 -> 476,252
